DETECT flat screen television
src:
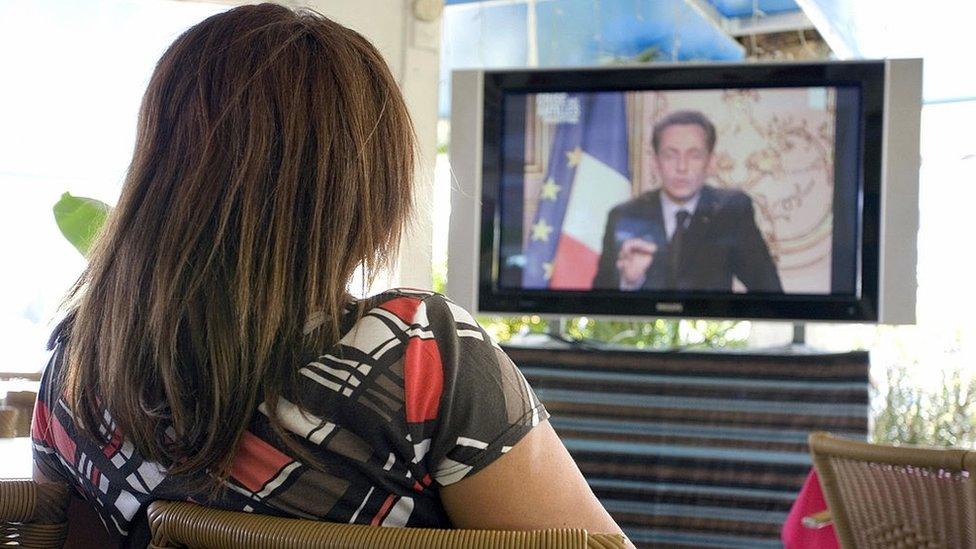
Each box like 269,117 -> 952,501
447,59 -> 922,323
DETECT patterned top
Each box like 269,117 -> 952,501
31,290 -> 549,546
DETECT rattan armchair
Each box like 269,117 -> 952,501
809,431 -> 976,549
0,480 -> 70,547
147,500 -> 628,549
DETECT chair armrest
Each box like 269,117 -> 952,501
588,533 -> 628,548
147,500 -> 627,548
0,479 -> 70,548
801,509 -> 832,529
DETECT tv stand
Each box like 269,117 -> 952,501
792,322 -> 806,345
510,318 -> 821,354
546,317 -> 567,339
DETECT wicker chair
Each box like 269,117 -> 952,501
0,480 -> 70,547
3,392 -> 37,438
0,407 -> 18,439
809,431 -> 976,549
147,500 -> 628,549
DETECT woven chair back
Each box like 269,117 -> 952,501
3,392 -> 36,438
0,407 -> 17,439
810,431 -> 976,549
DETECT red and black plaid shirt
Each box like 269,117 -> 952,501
32,290 -> 548,545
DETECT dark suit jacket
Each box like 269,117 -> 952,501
592,186 -> 783,292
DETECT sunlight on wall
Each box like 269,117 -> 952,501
807,100 -> 976,393
0,0 -> 228,373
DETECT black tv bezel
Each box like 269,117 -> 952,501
478,61 -> 885,321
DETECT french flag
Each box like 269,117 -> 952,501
522,93 -> 631,290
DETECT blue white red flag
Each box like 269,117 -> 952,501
522,92 -> 631,289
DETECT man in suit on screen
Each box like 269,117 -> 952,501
592,110 -> 783,292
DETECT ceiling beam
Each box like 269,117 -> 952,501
445,0 -> 536,8
726,10 -> 815,37
684,0 -> 815,39
793,0 -> 856,58
682,0 -> 733,39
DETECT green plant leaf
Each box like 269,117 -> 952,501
53,192 -> 111,257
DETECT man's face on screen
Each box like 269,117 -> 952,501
654,123 -> 712,203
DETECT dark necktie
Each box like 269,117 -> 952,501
667,210 -> 691,287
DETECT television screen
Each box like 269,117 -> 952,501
498,87 -> 860,297
450,61 -> 922,322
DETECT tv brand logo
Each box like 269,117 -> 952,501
655,302 -> 684,313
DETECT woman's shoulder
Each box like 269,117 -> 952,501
356,287 -> 453,308
332,288 -> 484,355
357,287 -> 440,314
347,288 -> 479,331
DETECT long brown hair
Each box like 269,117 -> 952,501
56,3 -> 415,483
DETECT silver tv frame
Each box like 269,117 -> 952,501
447,59 -> 921,324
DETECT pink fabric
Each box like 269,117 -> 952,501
781,469 -> 840,549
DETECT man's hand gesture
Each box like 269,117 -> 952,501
616,238 -> 656,289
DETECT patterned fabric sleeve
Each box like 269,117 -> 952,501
31,344 -> 71,485
404,294 -> 549,487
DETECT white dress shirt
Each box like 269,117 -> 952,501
618,190 -> 702,290
661,191 -> 701,240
